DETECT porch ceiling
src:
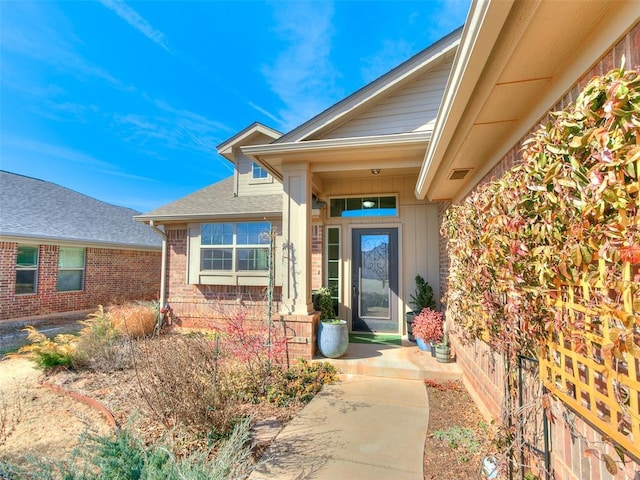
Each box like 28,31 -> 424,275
417,0 -> 639,202
242,131 -> 430,181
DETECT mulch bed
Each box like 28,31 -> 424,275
423,380 -> 494,479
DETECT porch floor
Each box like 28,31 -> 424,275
314,340 -> 463,382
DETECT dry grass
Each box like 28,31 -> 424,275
108,303 -> 157,338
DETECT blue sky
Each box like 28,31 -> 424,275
0,0 -> 470,213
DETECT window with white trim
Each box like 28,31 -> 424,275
57,247 -> 85,291
201,221 -> 270,272
15,245 -> 38,294
252,162 -> 269,180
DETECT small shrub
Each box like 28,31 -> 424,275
314,287 -> 335,320
409,274 -> 436,312
133,333 -> 237,436
265,360 -> 338,406
0,418 -> 254,480
107,302 -> 158,338
412,308 -> 443,342
431,425 -> 480,462
13,326 -> 77,369
73,305 -> 134,371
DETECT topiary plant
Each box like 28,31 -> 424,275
314,287 -> 336,320
409,274 -> 436,312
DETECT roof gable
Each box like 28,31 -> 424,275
275,27 -> 462,144
0,171 -> 160,248
217,122 -> 282,162
320,55 -> 455,140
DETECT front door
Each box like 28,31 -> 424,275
352,228 -> 398,333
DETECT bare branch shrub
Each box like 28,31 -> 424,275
132,333 -> 239,436
72,305 -> 136,372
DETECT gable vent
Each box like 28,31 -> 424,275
449,169 -> 471,180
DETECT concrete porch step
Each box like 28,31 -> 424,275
314,341 -> 463,382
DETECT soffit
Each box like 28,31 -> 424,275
422,0 -> 636,201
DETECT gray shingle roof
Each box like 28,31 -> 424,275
0,171 -> 161,248
136,177 -> 283,221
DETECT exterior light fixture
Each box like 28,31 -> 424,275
371,169 -> 380,174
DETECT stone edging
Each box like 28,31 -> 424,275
42,381 -> 118,430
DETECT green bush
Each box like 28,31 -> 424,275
314,287 -> 336,320
409,275 -> 436,312
12,327 -> 76,369
0,418 -> 254,480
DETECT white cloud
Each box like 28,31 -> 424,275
112,97 -> 232,157
2,136 -> 115,170
99,0 -> 172,54
247,101 -> 284,128
0,2 -> 130,91
261,1 -> 342,131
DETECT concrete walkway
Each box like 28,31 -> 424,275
249,375 -> 428,480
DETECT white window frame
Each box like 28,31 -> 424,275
325,225 -> 342,317
189,221 -> 281,286
252,162 -> 269,180
57,247 -> 85,292
15,245 -> 39,295
328,194 -> 399,218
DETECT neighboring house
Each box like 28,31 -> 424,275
136,28 -> 462,359
0,171 -> 162,320
418,2 -> 638,479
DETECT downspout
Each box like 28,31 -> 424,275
149,220 -> 168,313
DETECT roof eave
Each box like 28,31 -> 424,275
416,0 -> 514,200
134,211 -> 283,224
0,233 -> 161,251
243,131 -> 432,158
216,122 -> 283,161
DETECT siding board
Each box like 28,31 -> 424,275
324,60 -> 453,138
236,154 -> 283,197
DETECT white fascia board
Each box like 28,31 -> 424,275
216,123 -> 282,160
278,33 -> 461,144
242,131 -> 433,157
0,234 -> 161,251
415,0 -> 514,200
134,212 -> 283,224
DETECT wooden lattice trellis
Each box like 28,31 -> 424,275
539,260 -> 640,459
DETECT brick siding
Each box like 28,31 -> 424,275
163,226 -> 319,360
448,21 -> 640,480
0,241 -> 161,320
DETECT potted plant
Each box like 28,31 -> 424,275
435,330 -> 452,363
406,275 -> 436,341
411,307 -> 443,352
315,287 -> 348,358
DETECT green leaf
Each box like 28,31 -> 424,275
603,453 -> 618,475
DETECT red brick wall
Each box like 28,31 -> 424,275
0,241 -> 161,320
447,21 -> 640,480
163,226 -> 319,359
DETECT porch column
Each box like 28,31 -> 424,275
281,162 -> 313,315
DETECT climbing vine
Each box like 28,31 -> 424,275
442,64 -> 640,475
442,64 -> 640,357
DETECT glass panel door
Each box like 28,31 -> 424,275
352,228 -> 398,333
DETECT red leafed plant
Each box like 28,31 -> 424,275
412,307 -> 444,342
